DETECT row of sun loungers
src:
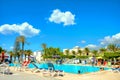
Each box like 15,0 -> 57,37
31,63 -> 64,77
13,61 -> 65,77
14,60 -> 30,71
1,61 -> 119,78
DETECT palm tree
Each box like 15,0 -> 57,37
99,48 -> 106,53
8,51 -> 14,61
55,48 -> 60,55
13,53 -> 17,62
65,49 -> 69,55
13,37 -> 21,61
26,50 -> 32,60
17,50 -> 24,61
41,43 -> 47,60
92,50 -> 98,56
107,44 -> 117,52
84,47 -> 90,56
0,47 -> 3,53
72,50 -> 76,55
0,47 -> 6,54
17,36 -> 26,61
78,49 -> 82,56
24,50 -> 27,60
42,43 -> 47,54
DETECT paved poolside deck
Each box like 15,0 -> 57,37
55,70 -> 120,80
0,70 -> 59,80
0,67 -> 120,80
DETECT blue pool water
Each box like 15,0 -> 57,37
10,63 -> 109,74
27,63 -> 109,74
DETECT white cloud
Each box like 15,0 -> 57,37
81,40 -> 86,44
78,40 -> 86,44
86,44 -> 98,50
100,33 -> 120,45
83,33 -> 120,50
10,46 -> 13,50
49,9 -> 75,26
0,22 -> 40,37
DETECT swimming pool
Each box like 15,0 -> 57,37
28,63 -> 109,74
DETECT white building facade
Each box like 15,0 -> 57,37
33,51 -> 43,62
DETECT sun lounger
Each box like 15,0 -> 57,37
42,69 -> 58,77
31,68 -> 44,73
0,63 -> 13,75
30,63 -> 45,73
111,68 -> 120,73
54,70 -> 64,76
47,63 -> 64,77
31,62 -> 64,77
14,61 -> 22,71
31,63 -> 59,77
58,70 -> 64,76
110,65 -> 120,73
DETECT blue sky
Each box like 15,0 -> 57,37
0,0 -> 120,51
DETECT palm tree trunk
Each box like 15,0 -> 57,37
14,56 -> 16,62
25,54 -> 27,60
17,55 -> 20,62
21,42 -> 24,61
10,56 -> 12,62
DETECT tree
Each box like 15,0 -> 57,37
99,48 -> 106,53
0,47 -> 3,53
84,47 -> 90,56
72,50 -> 76,55
78,49 -> 82,56
65,49 -> 69,55
107,44 -> 118,52
41,43 -> 48,59
54,48 -> 60,55
17,36 -> 26,61
92,50 -> 98,56
9,51 -> 14,62
25,50 -> 32,60
24,50 -> 27,60
13,37 -> 20,62
42,43 -> 47,54
0,47 -> 6,54
41,46 -> 62,59
104,52 -> 120,59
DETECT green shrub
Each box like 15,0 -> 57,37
76,56 -> 88,59
104,52 -> 120,59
